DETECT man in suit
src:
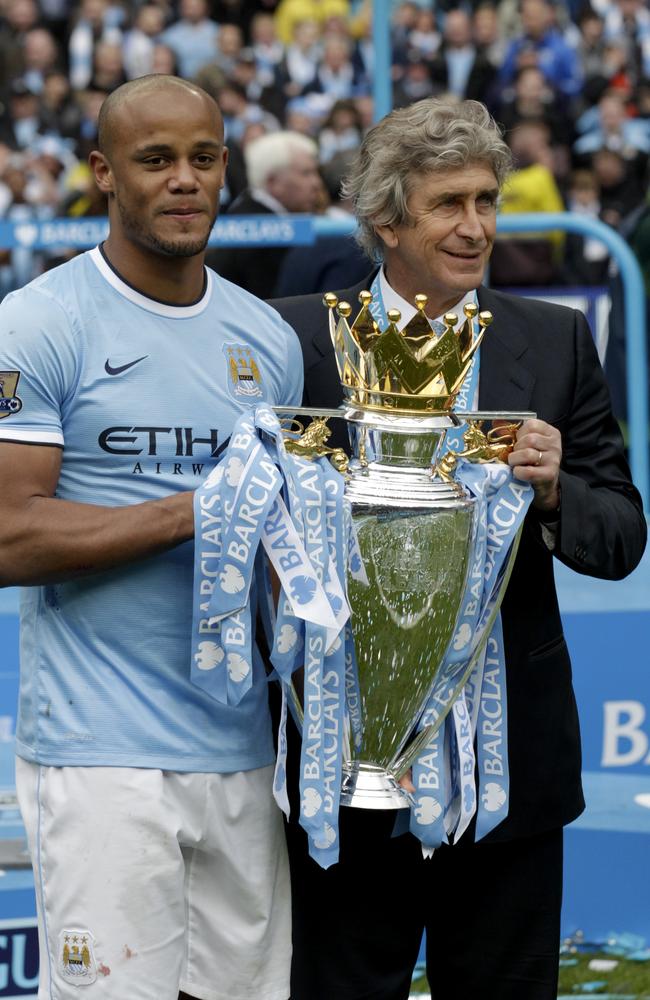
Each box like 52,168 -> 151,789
427,8 -> 498,103
206,129 -> 321,298
270,98 -> 646,1000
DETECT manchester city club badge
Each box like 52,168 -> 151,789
59,928 -> 97,985
223,344 -> 264,400
0,371 -> 22,418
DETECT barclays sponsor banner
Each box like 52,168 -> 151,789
0,216 -> 315,251
565,608 -> 650,775
0,918 -> 38,998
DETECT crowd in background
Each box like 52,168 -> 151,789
1,0 -> 650,353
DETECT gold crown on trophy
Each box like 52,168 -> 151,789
324,291 -> 493,415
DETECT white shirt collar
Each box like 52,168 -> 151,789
378,265 -> 476,329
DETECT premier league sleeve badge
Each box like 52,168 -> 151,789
0,371 -> 22,417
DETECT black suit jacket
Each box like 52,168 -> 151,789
270,276 -> 647,842
205,190 -> 288,300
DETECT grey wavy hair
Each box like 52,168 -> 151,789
343,98 -> 512,259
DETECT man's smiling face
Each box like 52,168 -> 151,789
377,163 -> 499,315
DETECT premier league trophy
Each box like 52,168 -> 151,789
279,292 -> 533,813
191,290 -> 534,864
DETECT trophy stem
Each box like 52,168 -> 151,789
340,762 -> 412,810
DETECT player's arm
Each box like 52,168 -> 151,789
0,441 -> 195,587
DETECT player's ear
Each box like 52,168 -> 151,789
374,222 -> 399,249
89,150 -> 115,196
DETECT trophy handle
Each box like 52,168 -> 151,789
434,417 -> 523,482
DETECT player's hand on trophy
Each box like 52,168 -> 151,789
508,418 -> 562,514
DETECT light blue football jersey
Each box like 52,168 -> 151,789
0,247 -> 303,772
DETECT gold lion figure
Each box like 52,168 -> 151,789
436,421 -> 519,481
284,417 -> 349,473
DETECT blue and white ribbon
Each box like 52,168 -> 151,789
410,462 -> 532,852
191,404 -> 355,868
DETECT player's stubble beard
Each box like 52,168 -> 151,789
115,193 -> 219,258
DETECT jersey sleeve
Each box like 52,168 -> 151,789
0,285 -> 80,447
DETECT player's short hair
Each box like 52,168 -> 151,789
97,75 -> 221,158
243,131 -> 317,190
342,98 -> 512,259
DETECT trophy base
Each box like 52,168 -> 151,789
340,762 -> 412,810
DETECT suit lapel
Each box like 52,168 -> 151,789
477,287 -> 536,412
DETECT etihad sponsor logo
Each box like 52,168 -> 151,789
98,426 -> 220,457
0,371 -> 22,418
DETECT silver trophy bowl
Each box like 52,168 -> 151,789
276,404 -> 530,810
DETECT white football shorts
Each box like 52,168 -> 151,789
15,758 -> 291,1000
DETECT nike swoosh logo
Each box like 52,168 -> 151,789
104,356 -> 148,376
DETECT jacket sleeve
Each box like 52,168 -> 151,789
554,309 -> 647,579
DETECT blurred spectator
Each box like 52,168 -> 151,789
408,7 -> 440,60
274,0 -> 350,46
38,70 -> 83,138
273,147 -> 368,295
211,22 -> 245,76
303,33 -> 364,100
206,130 -> 321,297
0,80 -> 41,150
90,39 -> 127,91
494,65 -> 575,148
284,91 -> 330,133
274,18 -> 322,99
74,84 -> 108,159
574,90 -> 650,156
228,48 -> 286,122
151,42 -> 179,75
583,37 -> 636,110
160,0 -> 219,79
22,28 -> 62,94
590,146 -> 646,228
25,135 -> 80,208
0,0 -> 40,90
0,152 -> 48,297
473,3 -> 506,71
428,9 -> 497,102
562,168 -> 611,285
250,11 -> 285,86
499,0 -> 583,101
491,119 -> 565,285
392,1 -> 423,67
122,4 -> 166,80
603,0 -> 650,83
576,8 -> 607,84
213,79 -> 279,142
318,97 -> 362,161
393,53 -> 435,107
68,0 -> 123,91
